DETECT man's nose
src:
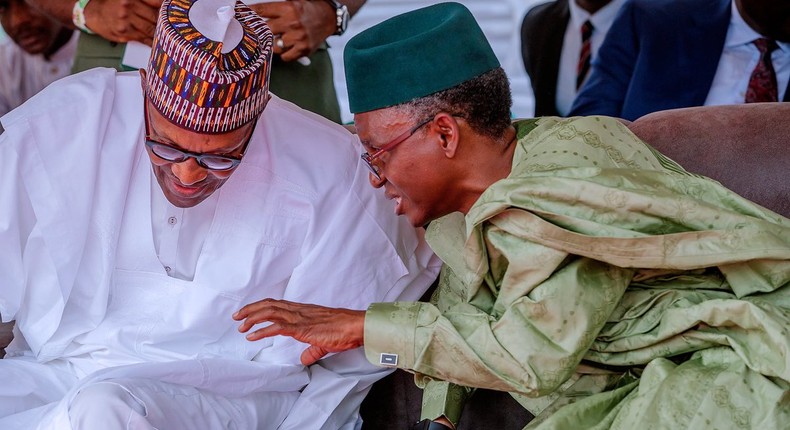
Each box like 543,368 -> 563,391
171,158 -> 208,186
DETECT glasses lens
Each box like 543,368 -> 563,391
150,142 -> 187,162
361,153 -> 381,179
200,157 -> 237,171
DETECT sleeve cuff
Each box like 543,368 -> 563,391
364,301 -> 423,369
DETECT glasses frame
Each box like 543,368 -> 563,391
361,117 -> 434,181
142,98 -> 254,172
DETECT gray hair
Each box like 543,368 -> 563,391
391,68 -> 512,140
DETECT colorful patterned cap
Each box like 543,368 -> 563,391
145,0 -> 273,133
344,2 -> 500,113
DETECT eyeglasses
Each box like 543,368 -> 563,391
361,117 -> 433,181
143,99 -> 254,171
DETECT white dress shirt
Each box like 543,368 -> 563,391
705,1 -> 790,105
556,0 -> 626,116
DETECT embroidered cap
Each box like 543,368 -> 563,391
145,0 -> 273,133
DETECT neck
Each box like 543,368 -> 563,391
456,125 -> 518,214
575,0 -> 611,15
44,29 -> 72,60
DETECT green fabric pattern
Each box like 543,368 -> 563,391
363,116 -> 790,429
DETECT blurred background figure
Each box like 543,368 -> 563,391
0,0 -> 77,120
570,0 -> 790,120
520,0 -> 624,117
248,1 -> 365,123
25,0 -> 163,72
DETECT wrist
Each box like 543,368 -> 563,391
71,0 -> 94,34
320,0 -> 348,36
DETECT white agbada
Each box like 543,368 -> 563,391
0,68 -> 440,429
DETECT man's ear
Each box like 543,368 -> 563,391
139,68 -> 147,89
432,113 -> 460,158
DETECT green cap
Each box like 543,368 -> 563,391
344,2 -> 500,113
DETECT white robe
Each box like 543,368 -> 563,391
0,68 -> 440,429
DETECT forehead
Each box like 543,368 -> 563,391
354,108 -> 415,146
147,101 -> 251,153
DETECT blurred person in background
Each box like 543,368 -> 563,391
0,0 -> 77,124
520,0 -> 624,117
570,0 -> 790,120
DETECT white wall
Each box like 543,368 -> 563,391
328,0 -> 543,123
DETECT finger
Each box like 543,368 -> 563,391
138,0 -> 165,9
272,35 -> 285,56
131,1 -> 161,26
233,298 -> 280,320
301,345 -> 330,366
245,323 -> 288,341
249,2 -> 291,19
127,13 -> 157,41
279,46 -> 311,63
235,302 -> 299,331
263,15 -> 290,36
237,310 -> 282,332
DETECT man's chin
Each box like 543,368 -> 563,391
166,196 -> 202,208
157,178 -> 212,208
404,211 -> 429,229
163,188 -> 213,208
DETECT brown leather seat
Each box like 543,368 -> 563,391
628,103 -> 790,217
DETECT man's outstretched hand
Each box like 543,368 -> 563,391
233,299 -> 366,366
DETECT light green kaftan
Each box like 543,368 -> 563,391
363,116 -> 790,429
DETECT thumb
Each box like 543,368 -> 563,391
300,345 -> 330,366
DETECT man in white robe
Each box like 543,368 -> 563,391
0,0 -> 439,428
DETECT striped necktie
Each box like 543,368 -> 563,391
576,20 -> 594,90
745,38 -> 779,103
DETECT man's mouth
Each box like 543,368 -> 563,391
393,196 -> 404,215
168,178 -> 206,197
16,33 -> 44,51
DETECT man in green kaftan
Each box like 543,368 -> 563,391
232,3 -> 790,429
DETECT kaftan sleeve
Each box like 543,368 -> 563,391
364,224 -> 632,398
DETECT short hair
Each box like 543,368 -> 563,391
393,68 -> 512,140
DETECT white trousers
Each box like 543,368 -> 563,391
0,358 -> 300,430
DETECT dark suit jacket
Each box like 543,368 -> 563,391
521,0 -> 570,117
569,0 -> 790,120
